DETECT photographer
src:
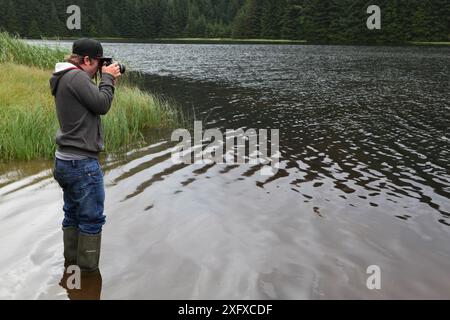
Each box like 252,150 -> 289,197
50,38 -> 121,272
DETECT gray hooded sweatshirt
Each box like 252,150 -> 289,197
50,63 -> 115,159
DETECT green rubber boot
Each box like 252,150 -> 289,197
77,232 -> 102,273
63,227 -> 79,266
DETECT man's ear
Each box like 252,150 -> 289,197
83,56 -> 91,66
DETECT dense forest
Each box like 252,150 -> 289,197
0,0 -> 448,43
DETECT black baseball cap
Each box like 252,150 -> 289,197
72,38 -> 106,59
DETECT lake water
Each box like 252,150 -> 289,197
0,42 -> 449,299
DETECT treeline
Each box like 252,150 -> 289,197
0,0 -> 448,43
297,0 -> 450,43
0,0 -> 243,39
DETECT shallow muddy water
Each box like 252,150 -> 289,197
1,42 -> 449,299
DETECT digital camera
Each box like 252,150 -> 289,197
100,57 -> 126,74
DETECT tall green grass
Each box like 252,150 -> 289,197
0,33 -> 185,162
0,32 -> 68,69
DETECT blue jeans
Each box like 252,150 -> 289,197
53,158 -> 106,235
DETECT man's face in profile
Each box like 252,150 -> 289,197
83,57 -> 100,78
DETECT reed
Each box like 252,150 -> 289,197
0,33 -> 184,162
0,32 -> 67,69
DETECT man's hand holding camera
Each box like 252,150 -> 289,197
102,63 -> 122,82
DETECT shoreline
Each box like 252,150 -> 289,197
30,37 -> 450,47
0,62 -> 183,162
409,41 -> 450,46
35,37 -> 308,45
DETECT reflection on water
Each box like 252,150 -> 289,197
132,62 -> 450,225
59,269 -> 102,300
1,43 -> 450,299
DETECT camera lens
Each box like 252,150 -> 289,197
119,64 -> 126,74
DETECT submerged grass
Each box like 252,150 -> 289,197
0,32 -> 185,162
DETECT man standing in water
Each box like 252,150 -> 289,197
50,39 -> 121,272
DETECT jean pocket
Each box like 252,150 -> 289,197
86,164 -> 104,183
84,160 -> 100,173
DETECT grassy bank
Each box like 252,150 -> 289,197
37,36 -> 450,46
40,36 -> 307,45
409,41 -> 450,46
0,32 -> 67,68
0,33 -> 183,162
